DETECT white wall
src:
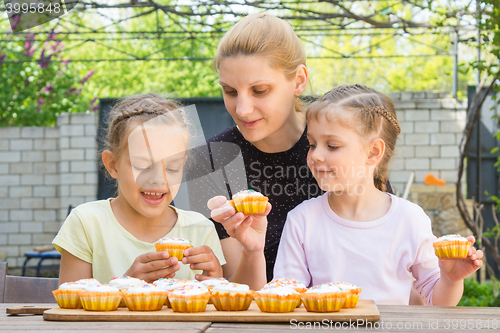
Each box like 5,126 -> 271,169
388,91 -> 467,195
0,112 -> 98,268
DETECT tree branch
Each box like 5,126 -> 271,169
456,67 -> 500,268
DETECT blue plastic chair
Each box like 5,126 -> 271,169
21,250 -> 61,277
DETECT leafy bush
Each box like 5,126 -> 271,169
0,24 -> 96,127
458,278 -> 500,307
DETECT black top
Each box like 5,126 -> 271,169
207,126 -> 321,281
185,125 -> 393,282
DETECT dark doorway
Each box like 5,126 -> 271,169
466,86 -> 500,279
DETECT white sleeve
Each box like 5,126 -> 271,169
273,212 -> 311,287
410,213 -> 440,305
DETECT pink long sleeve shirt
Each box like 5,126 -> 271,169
273,193 -> 440,305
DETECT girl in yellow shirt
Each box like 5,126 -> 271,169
53,94 -> 225,284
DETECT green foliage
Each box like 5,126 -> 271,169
458,279 -> 500,307
301,1 -> 475,96
479,1 -> 500,258
61,7 -> 221,99
0,24 -> 95,127
308,33 -> 473,96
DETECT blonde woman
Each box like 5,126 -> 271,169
200,14 -> 394,292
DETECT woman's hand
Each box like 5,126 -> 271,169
438,236 -> 484,282
124,251 -> 180,283
207,196 -> 271,253
183,245 -> 223,280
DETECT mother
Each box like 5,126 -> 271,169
194,13 -> 393,290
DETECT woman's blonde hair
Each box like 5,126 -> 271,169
306,85 -> 401,192
214,13 -> 307,112
100,94 -> 188,177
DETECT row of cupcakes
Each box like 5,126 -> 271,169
53,276 -> 238,312
53,277 -> 360,313
255,279 -> 361,313
53,276 -> 208,311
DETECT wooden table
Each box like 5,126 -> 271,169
2,303 -> 499,332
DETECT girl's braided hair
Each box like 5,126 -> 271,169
306,84 -> 400,192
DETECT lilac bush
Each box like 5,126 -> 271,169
0,27 -> 95,126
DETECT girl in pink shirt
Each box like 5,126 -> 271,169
273,85 -> 483,305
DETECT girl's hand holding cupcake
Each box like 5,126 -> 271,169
437,235 -> 484,283
124,251 -> 180,283
432,235 -> 484,306
207,194 -> 271,253
182,245 -> 223,281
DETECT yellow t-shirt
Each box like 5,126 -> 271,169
53,199 -> 226,284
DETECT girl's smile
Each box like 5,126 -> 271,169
140,190 -> 169,205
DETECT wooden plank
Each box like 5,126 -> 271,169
0,327 -> 203,332
43,300 -> 379,323
2,330 -> 202,333
0,321 -> 210,330
205,318 -> 500,332
6,305 -> 53,315
0,315 -> 43,321
0,303 -> 55,309
206,328 -> 489,333
379,305 -> 500,315
207,315 -> 500,332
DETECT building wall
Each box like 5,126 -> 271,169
388,91 -> 467,195
0,112 -> 98,268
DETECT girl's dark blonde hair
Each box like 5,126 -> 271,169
100,94 -> 188,176
306,85 -> 401,192
214,13 -> 307,113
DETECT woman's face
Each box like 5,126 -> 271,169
218,55 -> 300,144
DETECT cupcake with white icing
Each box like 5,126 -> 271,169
78,284 -> 122,311
200,277 -> 229,304
229,189 -> 269,215
52,281 -> 95,309
433,234 -> 472,259
332,282 -> 362,308
153,279 -> 207,307
109,275 -> 148,307
264,278 -> 307,293
301,283 -> 347,313
254,286 -> 301,313
154,237 -> 193,260
210,282 -> 254,311
153,278 -> 190,290
123,284 -> 168,311
168,284 -> 210,313
264,278 -> 308,308
75,278 -> 101,286
200,277 -> 229,290
153,279 -> 190,307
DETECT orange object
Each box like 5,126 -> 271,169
424,174 -> 446,186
